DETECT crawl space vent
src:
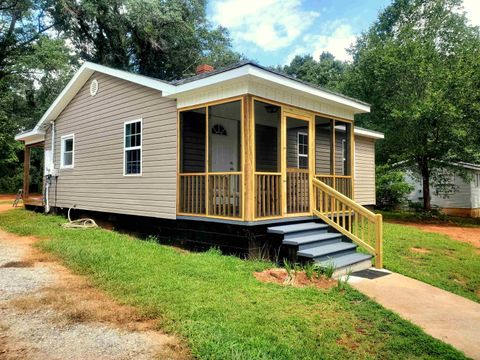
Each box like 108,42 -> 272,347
90,79 -> 99,96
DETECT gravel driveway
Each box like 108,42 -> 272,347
0,220 -> 189,360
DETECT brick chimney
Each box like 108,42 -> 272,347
196,64 -> 214,75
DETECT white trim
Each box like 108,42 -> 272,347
60,133 -> 74,169
14,128 -> 45,144
297,131 -> 308,169
171,65 -> 370,113
123,118 -> 143,176
354,127 -> 384,139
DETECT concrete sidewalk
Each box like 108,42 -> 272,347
350,270 -> 480,359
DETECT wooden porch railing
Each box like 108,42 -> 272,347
315,175 -> 352,198
179,174 -> 206,215
312,178 -> 383,268
255,173 -> 281,218
208,173 -> 242,218
179,173 -> 242,218
287,169 -> 309,214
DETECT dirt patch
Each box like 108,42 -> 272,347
0,228 -> 191,360
390,221 -> 480,249
0,203 -> 15,213
254,268 -> 337,289
1,261 -> 33,268
410,247 -> 431,254
0,195 -> 16,201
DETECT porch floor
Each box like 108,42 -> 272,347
176,215 -> 316,226
23,194 -> 43,207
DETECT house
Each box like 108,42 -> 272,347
406,162 -> 480,218
15,61 -> 385,274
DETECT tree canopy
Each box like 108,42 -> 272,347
48,0 -> 241,80
0,0 -> 241,192
343,0 -> 480,209
281,52 -> 348,92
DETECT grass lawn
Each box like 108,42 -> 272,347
0,209 -> 466,360
381,214 -> 480,303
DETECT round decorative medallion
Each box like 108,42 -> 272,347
90,79 -> 99,96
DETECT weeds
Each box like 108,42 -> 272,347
318,259 -> 335,279
337,268 -> 352,291
283,258 -> 296,285
304,262 -> 315,280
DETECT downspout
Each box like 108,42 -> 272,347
45,121 -> 55,213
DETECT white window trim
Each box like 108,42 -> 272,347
297,131 -> 308,168
60,134 -> 74,169
123,118 -> 143,176
342,139 -> 347,175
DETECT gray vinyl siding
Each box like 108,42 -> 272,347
44,71 -> 177,219
471,172 -> 480,208
406,171 -> 474,208
354,136 -> 376,205
315,127 -> 331,173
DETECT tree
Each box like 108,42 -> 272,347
281,52 -> 348,91
344,0 -> 480,209
48,0 -> 241,80
0,0 -> 74,193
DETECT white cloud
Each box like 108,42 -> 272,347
463,0 -> 480,26
285,22 -> 356,63
211,0 -> 319,51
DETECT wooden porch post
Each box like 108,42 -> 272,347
243,95 -> 255,221
23,144 -> 30,199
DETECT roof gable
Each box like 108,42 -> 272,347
26,61 -> 370,137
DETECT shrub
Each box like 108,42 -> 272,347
376,165 -> 413,209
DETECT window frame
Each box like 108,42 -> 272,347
60,134 -> 75,169
297,131 -> 308,169
123,118 -> 143,176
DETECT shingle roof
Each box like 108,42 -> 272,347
172,61 -> 370,107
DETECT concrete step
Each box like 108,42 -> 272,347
316,253 -> 372,273
283,233 -> 343,250
267,222 -> 328,235
297,242 -> 357,259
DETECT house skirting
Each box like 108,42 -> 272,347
441,208 -> 480,218
50,207 -> 305,259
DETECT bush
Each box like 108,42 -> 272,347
376,165 -> 413,209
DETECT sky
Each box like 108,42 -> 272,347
207,0 -> 480,66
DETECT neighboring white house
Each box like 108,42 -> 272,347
405,162 -> 480,218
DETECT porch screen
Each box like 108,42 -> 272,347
208,101 -> 241,172
254,101 -> 281,172
180,108 -> 206,173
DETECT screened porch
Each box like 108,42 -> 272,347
177,95 -> 354,221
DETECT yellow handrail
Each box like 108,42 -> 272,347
312,178 -> 383,268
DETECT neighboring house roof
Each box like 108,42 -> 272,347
354,127 -> 384,140
16,61 -> 372,143
395,160 -> 480,172
455,162 -> 480,172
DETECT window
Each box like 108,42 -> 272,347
211,124 -> 227,136
124,119 -> 142,175
298,132 -> 308,169
476,174 -> 480,188
60,134 -> 74,168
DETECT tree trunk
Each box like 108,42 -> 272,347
419,159 -> 431,210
